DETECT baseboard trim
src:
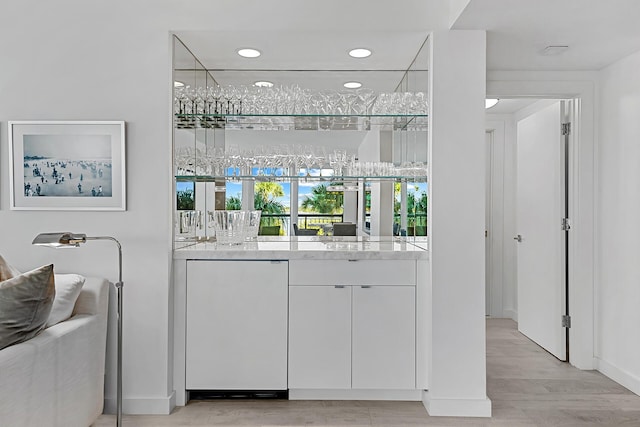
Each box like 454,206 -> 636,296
503,309 -> 517,322
104,391 -> 176,415
596,358 -> 640,396
422,391 -> 492,417
289,389 -> 421,401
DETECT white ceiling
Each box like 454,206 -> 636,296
174,0 -> 640,91
452,0 -> 640,70
485,98 -> 538,114
175,30 -> 429,92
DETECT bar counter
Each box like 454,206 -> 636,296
174,236 -> 429,260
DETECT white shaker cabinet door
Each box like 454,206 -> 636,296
352,285 -> 416,389
186,260 -> 288,390
288,285 -> 352,389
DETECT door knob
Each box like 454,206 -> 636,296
514,234 -> 522,242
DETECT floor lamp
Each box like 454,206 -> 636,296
33,232 -> 123,427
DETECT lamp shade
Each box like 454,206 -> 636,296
32,232 -> 87,247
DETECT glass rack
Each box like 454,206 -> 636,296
175,175 -> 428,182
174,113 -> 428,131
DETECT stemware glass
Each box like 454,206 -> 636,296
211,85 -> 223,114
227,85 -> 241,114
356,88 -> 377,115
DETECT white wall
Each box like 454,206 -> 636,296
0,2 -> 175,414
0,0 -> 445,414
448,0 -> 472,27
424,30 -> 490,417
596,47 -> 640,395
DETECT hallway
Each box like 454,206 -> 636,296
94,319 -> 640,426
486,318 -> 640,426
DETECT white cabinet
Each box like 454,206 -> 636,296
288,286 -> 351,389
186,260 -> 288,390
288,260 -> 416,390
352,285 -> 415,389
289,259 -> 415,286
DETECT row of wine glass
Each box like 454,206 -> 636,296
174,84 -> 428,117
175,146 -> 427,178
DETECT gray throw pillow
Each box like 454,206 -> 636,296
0,256 -> 55,350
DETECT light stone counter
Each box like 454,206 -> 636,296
174,236 -> 428,260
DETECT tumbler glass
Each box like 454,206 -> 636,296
214,210 -> 247,245
245,210 -> 262,240
176,210 -> 200,241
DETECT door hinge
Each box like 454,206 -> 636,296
561,218 -> 571,231
562,122 -> 571,136
562,315 -> 571,328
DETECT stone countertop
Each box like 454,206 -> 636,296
174,236 -> 429,260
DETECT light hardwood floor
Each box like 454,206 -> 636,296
93,319 -> 640,426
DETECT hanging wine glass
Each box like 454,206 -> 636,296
356,88 -> 377,115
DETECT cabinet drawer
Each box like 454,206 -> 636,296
289,259 -> 415,286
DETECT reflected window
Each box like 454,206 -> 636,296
408,182 -> 427,236
255,181 -> 289,235
299,182 -> 344,235
224,181 -> 243,210
176,181 -> 195,210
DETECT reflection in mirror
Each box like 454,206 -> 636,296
172,33 -> 429,241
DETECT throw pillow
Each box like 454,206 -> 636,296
46,274 -> 86,327
0,256 -> 55,351
0,255 -> 20,281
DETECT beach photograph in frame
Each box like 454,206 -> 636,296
9,121 -> 126,210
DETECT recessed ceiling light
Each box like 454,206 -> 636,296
237,48 -> 261,58
254,81 -> 274,87
343,81 -> 362,89
174,81 -> 184,88
485,99 -> 499,109
348,48 -> 372,58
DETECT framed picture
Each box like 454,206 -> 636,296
8,121 -> 126,211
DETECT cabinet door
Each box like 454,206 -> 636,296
288,286 -> 351,389
186,260 -> 288,390
352,285 -> 416,389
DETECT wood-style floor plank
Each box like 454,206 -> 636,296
93,319 -> 640,426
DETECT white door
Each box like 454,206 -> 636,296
186,260 -> 289,389
352,285 -> 415,389
288,285 -> 352,389
485,131 -> 493,316
516,101 -> 567,361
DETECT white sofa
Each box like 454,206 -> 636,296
0,277 -> 109,427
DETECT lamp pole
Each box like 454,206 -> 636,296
33,233 -> 124,427
86,237 -> 123,427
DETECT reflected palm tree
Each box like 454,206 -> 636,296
301,183 -> 344,214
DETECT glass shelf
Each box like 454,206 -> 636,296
175,175 -> 428,182
174,113 -> 428,131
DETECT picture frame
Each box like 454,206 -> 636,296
9,121 -> 126,211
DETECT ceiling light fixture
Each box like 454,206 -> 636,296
485,99 -> 499,109
254,81 -> 274,87
541,45 -> 569,56
174,81 -> 184,88
343,81 -> 362,89
237,48 -> 261,58
348,48 -> 372,58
